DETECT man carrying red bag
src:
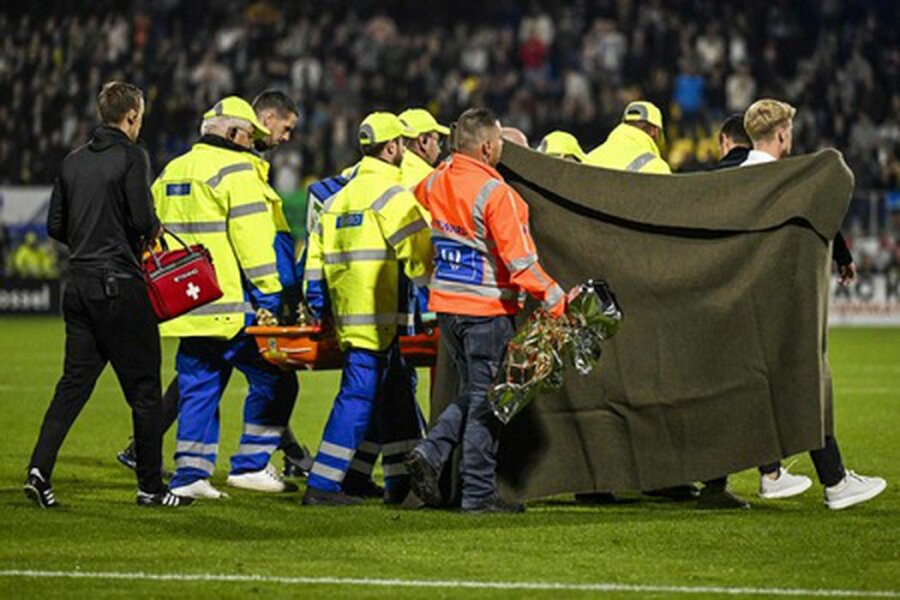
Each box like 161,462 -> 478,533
153,96 -> 297,500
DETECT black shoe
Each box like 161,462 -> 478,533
405,448 -> 442,507
463,496 -> 525,514
137,490 -> 195,507
282,446 -> 313,479
24,468 -> 58,509
344,479 -> 384,499
697,488 -> 750,510
117,442 -> 172,479
117,442 -> 137,471
301,487 -> 364,506
644,484 -> 700,501
574,492 -> 619,505
384,485 -> 410,505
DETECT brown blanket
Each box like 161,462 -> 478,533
430,144 -> 853,499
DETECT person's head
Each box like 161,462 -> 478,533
454,107 -> 503,166
537,130 -> 586,162
622,100 -> 664,145
200,96 -> 272,150
744,98 -> 796,159
252,90 -> 299,150
97,81 -> 145,142
718,113 -> 751,158
501,127 -> 529,147
24,232 -> 38,247
399,108 -> 449,166
358,112 -> 413,167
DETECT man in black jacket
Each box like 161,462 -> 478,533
24,81 -> 188,508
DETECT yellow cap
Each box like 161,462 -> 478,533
622,101 -> 664,129
537,131 -> 586,162
203,96 -> 271,139
358,112 -> 414,146
399,108 -> 450,137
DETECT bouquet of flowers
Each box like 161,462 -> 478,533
489,279 -> 623,424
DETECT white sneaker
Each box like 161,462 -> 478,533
170,479 -> 229,499
226,464 -> 296,493
825,470 -> 886,510
758,465 -> 813,499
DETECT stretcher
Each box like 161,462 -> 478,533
246,325 -> 440,370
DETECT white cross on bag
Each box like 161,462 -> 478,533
186,282 -> 201,301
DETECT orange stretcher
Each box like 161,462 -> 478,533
246,325 -> 440,370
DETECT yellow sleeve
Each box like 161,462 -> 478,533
643,158 -> 672,174
375,188 -> 433,287
224,169 -> 282,294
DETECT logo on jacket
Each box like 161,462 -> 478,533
434,238 -> 483,284
186,282 -> 201,301
336,213 -> 364,229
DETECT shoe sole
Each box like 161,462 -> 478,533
826,480 -> 887,510
169,487 -> 228,500
226,482 -> 290,493
23,484 -> 54,509
758,478 -> 813,499
405,453 -> 441,506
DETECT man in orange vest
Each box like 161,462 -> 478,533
405,107 -> 566,513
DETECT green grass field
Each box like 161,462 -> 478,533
0,317 -> 897,599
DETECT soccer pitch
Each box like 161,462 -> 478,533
0,317 -> 897,598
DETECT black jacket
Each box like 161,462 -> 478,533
711,145 -> 853,266
47,126 -> 159,277
713,146 -> 750,170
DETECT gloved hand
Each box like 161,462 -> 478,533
255,308 -> 279,326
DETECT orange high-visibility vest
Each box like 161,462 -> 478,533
416,153 -> 564,317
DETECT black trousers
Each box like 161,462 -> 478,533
29,275 -> 164,494
706,435 -> 846,491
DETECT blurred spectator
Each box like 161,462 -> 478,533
726,63 -> 756,114
12,232 -> 43,278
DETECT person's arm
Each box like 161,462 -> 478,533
123,147 -> 160,240
302,224 -> 328,321
644,157 -> 672,174
375,187 -> 433,288
833,231 -> 856,286
225,170 -> 282,313
486,185 -> 566,316
47,176 -> 67,244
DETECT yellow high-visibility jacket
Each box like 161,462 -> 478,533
153,138 -> 282,339
584,123 -> 672,174
401,150 -> 434,222
400,150 -> 434,190
304,156 -> 433,352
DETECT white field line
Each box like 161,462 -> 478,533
0,570 -> 897,597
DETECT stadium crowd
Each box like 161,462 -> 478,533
0,0 -> 897,267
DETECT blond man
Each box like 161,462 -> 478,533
740,98 -> 885,510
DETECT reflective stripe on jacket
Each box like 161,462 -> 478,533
415,153 -> 564,317
153,138 -> 282,339
304,155 -> 433,351
584,123 -> 672,174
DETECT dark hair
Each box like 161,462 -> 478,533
361,140 -> 390,157
97,81 -> 143,125
719,113 -> 751,146
454,107 -> 499,152
252,90 -> 298,117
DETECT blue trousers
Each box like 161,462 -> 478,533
307,343 -> 422,494
169,334 -> 297,489
417,314 -> 515,508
